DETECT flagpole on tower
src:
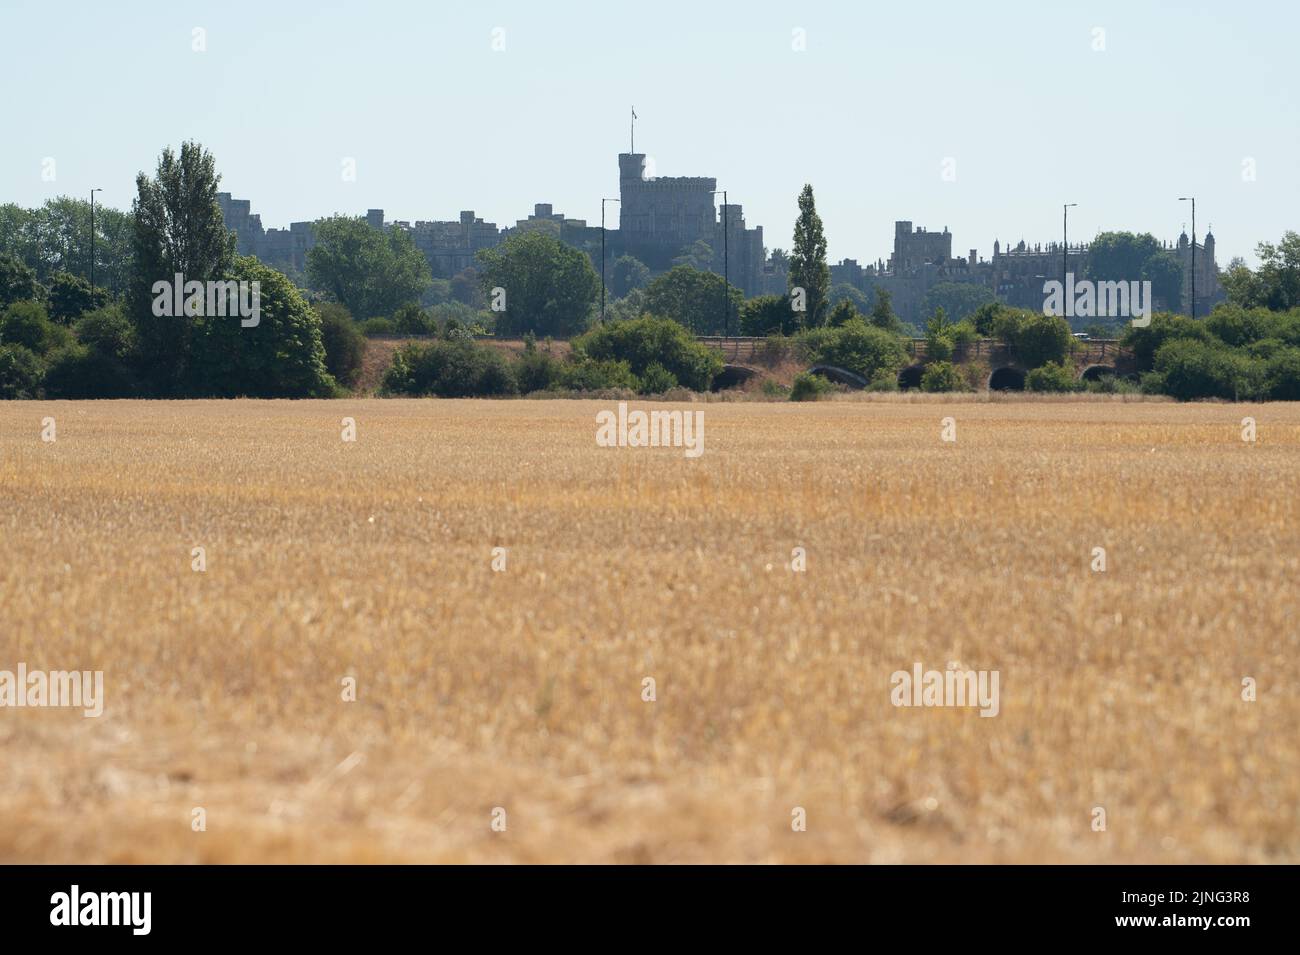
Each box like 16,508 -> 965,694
631,106 -> 636,154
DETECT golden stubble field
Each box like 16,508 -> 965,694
0,396 -> 1297,864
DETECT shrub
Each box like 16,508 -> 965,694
186,256 -> 336,399
1,300 -> 71,355
1122,312 -> 1209,372
0,343 -> 44,398
392,303 -> 436,335
637,362 -> 678,395
1083,374 -> 1140,395
513,348 -> 564,393
1153,338 -> 1262,401
48,272 -> 109,325
1026,361 -> 1079,393
74,305 -> 136,360
993,309 -> 1072,369
1262,346 -> 1300,400
920,361 -> 967,392
42,344 -> 136,398
383,339 -> 516,397
558,358 -> 640,392
573,315 -> 722,391
360,317 -> 396,338
317,303 -> 366,388
790,371 -> 834,401
740,295 -> 797,336
796,318 -> 908,381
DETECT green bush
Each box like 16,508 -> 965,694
1026,361 -> 1079,393
513,348 -> 564,393
317,303 -> 366,388
186,256 -> 335,399
558,358 -> 640,392
0,343 -> 44,398
573,315 -> 722,391
1262,346 -> 1300,400
790,371 -> 834,401
796,318 -> 908,381
1153,338 -> 1262,401
47,272 -> 109,325
360,317 -> 396,338
392,303 -> 436,335
740,295 -> 797,336
383,339 -> 517,397
920,361 -> 967,392
1,300 -> 71,355
43,344 -> 136,398
637,362 -> 678,395
992,309 -> 1072,369
74,305 -> 136,360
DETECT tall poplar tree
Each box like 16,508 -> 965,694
788,184 -> 830,328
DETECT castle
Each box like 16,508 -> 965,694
218,150 -> 1223,326
218,148 -> 767,298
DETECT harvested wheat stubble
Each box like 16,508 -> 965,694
0,398 -> 1297,863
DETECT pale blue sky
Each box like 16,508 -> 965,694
2,0 -> 1294,266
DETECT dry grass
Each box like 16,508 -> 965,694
1,398 -> 1297,864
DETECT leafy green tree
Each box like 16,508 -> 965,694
671,239 -> 715,271
185,256 -> 333,397
642,264 -> 742,335
610,255 -> 650,298
129,141 -> 236,395
316,302 -> 366,388
1,300 -> 71,355
307,216 -> 432,320
573,315 -> 722,390
924,307 -> 955,362
74,304 -> 136,360
1141,251 -> 1183,312
922,282 -> 995,324
740,294 -> 797,336
826,299 -> 859,328
0,198 -> 134,295
829,283 -> 869,313
868,287 -> 905,334
1222,232 -> 1300,311
450,267 -> 485,308
0,344 -> 44,399
0,253 -> 42,309
48,271 -> 109,324
788,185 -> 830,327
475,231 -> 599,337
991,308 -> 1072,369
1086,232 -> 1163,282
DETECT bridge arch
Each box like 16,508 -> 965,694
988,366 -> 1026,391
711,365 -> 758,391
1079,364 -> 1117,382
898,365 -> 924,391
808,364 -> 869,389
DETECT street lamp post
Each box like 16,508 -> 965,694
600,197 -> 620,322
1062,203 -> 1077,289
710,189 -> 729,336
89,188 -> 102,292
1179,197 -> 1196,319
